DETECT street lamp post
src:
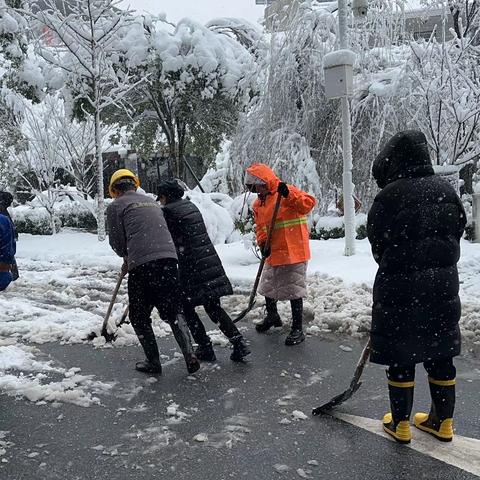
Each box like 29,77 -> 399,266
323,0 -> 367,256
337,0 -> 356,256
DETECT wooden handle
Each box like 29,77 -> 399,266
102,273 -> 124,332
264,192 -> 282,253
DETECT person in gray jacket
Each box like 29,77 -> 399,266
107,169 -> 200,375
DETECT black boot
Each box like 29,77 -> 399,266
170,314 -> 200,374
230,335 -> 251,362
383,376 -> 414,444
285,329 -> 305,346
132,321 -> 162,374
414,377 -> 455,442
183,303 -> 212,347
195,341 -> 217,362
285,298 -> 305,346
135,359 -> 162,374
256,297 -> 282,333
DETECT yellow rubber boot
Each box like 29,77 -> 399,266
414,377 -> 455,442
383,379 -> 414,444
413,414 -> 453,442
383,413 -> 412,444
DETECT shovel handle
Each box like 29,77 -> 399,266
348,339 -> 371,389
101,272 -> 125,336
233,192 -> 283,323
264,192 -> 283,254
248,192 -> 283,304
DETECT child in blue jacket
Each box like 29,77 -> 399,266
0,213 -> 16,291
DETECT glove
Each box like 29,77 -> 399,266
260,243 -> 271,258
277,182 -> 289,198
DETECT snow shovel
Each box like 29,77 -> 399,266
312,339 -> 371,415
233,192 -> 282,323
108,304 -> 130,340
86,272 -> 125,342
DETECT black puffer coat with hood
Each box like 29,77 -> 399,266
158,181 -> 233,307
367,131 -> 466,366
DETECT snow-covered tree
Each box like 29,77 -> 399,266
9,95 -> 70,233
22,0 -> 142,240
420,0 -> 480,39
0,0 -> 44,175
116,15 -> 255,180
400,36 -> 480,167
228,0 -> 480,215
51,110 -> 98,199
229,1 -> 336,208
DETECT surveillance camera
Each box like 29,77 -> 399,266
352,0 -> 368,19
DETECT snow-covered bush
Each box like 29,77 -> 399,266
54,202 -> 97,231
184,190 -> 235,244
13,206 -> 61,235
311,214 -> 367,241
229,192 -> 256,235
12,188 -> 112,235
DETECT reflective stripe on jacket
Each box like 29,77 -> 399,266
246,164 -> 316,267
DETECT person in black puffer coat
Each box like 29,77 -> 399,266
367,130 -> 466,445
157,180 -> 250,362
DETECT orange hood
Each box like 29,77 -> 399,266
246,164 -> 280,194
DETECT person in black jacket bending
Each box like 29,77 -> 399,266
367,131 -> 466,445
157,180 -> 250,362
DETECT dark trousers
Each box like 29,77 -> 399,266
388,358 -> 456,383
128,258 -> 180,361
183,298 -> 240,346
266,297 -> 303,330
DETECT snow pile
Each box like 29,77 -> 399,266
0,430 -> 13,459
0,372 -> 107,407
0,233 -> 173,346
165,401 -> 190,424
0,340 -> 112,407
305,274 -> 372,337
291,410 -> 308,421
186,190 -> 235,244
0,343 -> 58,372
193,433 -> 208,442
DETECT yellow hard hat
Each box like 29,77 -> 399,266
109,169 -> 140,198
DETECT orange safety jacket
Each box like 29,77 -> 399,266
246,164 -> 316,267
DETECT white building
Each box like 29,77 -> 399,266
262,0 -> 456,41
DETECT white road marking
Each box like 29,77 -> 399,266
335,413 -> 480,477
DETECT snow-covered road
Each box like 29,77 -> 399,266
0,231 -> 479,408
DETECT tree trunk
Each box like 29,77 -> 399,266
94,86 -> 106,241
451,6 -> 462,38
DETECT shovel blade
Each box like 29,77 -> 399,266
101,327 -> 116,343
312,381 -> 362,415
233,300 -> 256,324
85,331 -> 98,341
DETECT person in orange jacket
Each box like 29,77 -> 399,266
245,164 -> 316,345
